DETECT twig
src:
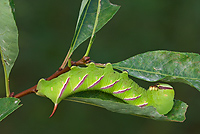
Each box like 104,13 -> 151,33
14,57 -> 91,98
14,85 -> 37,98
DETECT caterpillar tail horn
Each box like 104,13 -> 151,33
49,103 -> 58,118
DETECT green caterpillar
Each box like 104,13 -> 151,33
36,63 -> 175,117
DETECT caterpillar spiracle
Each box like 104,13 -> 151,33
36,63 -> 175,117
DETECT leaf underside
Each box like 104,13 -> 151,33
69,0 -> 120,57
0,0 -> 19,78
112,50 -> 200,91
66,90 -> 187,122
0,0 -> 19,97
0,97 -> 22,122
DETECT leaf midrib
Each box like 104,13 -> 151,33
113,66 -> 200,81
71,0 -> 91,51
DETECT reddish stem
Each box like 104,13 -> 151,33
14,56 -> 91,98
14,85 -> 37,98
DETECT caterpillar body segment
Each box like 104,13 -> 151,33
36,63 -> 174,117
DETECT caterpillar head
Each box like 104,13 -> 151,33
148,83 -> 175,114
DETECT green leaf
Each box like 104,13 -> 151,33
0,0 -> 19,96
69,0 -> 120,58
9,0 -> 16,17
66,91 -> 187,122
112,50 -> 200,91
0,97 -> 22,122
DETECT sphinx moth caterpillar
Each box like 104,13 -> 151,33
36,63 -> 174,117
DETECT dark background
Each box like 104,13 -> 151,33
0,0 -> 200,133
